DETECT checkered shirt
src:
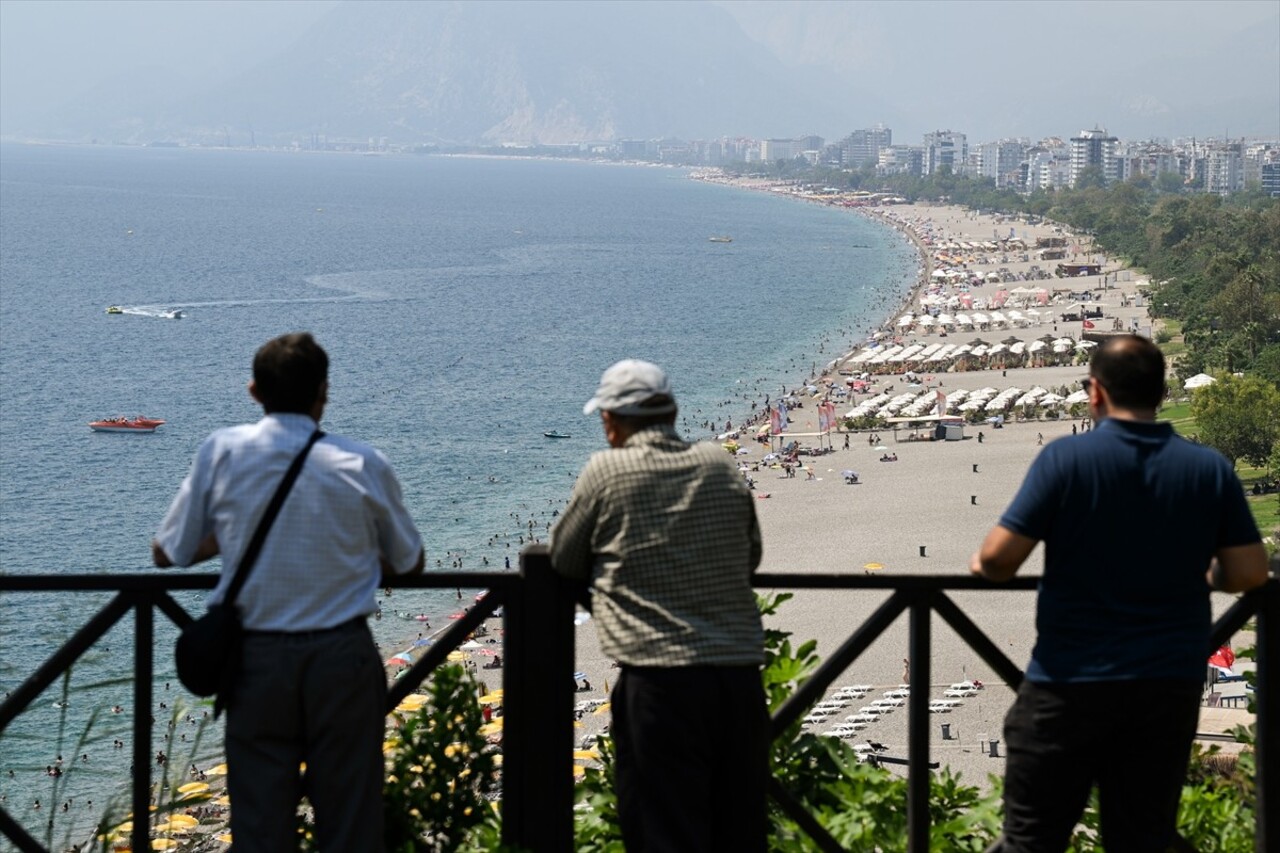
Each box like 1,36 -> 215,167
550,424 -> 764,667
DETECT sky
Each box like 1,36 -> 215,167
1,0 -> 1277,143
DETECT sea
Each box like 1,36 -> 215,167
0,143 -> 916,839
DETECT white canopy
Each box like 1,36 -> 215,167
1184,373 -> 1217,390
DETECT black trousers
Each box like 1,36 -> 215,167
226,619 -> 385,853
993,678 -> 1202,853
612,665 -> 769,853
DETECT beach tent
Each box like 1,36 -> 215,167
1184,373 -> 1216,390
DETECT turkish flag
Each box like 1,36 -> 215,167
1208,645 -> 1236,675
1082,319 -> 1096,329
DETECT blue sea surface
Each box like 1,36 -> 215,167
0,144 -> 915,830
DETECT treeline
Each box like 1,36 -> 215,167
726,162 -> 1280,385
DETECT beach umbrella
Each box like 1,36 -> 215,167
460,640 -> 484,651
385,650 -> 413,666
446,651 -> 467,662
177,781 -> 209,795
167,815 -> 199,828
478,692 -> 505,704
205,763 -> 228,776
863,562 -> 884,571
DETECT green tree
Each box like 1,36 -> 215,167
1190,374 -> 1280,467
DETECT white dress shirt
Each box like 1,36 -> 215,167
155,413 -> 422,631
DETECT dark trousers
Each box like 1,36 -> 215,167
612,665 -> 769,853
993,678 -> 1202,853
226,618 -> 385,853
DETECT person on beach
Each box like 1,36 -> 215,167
970,334 -> 1267,852
152,332 -> 424,852
550,359 -> 768,853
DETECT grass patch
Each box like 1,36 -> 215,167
1246,492 -> 1280,540
1159,401 -> 1197,436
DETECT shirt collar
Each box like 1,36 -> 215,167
262,412 -> 319,432
623,423 -> 683,448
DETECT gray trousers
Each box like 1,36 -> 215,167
226,618 -> 385,852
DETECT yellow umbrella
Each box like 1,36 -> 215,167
152,840 -> 179,850
177,781 -> 209,794
447,651 -> 466,662
863,562 -> 884,571
573,750 -> 600,760
572,765 -> 587,777
216,833 -> 234,843
477,692 -> 505,704
153,820 -> 190,834
212,795 -> 232,807
592,702 -> 612,715
478,720 -> 504,736
167,814 -> 199,828
205,762 -> 228,776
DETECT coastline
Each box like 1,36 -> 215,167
69,174 -> 1245,847
562,179 -> 1251,793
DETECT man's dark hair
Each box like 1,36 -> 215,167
253,332 -> 328,413
1089,334 -> 1165,410
609,395 -> 679,430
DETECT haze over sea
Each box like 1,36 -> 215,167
0,143 -> 914,819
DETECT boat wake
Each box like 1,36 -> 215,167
113,270 -> 399,318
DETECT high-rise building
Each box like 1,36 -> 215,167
923,130 -> 967,176
1069,127 -> 1119,186
878,145 -> 923,176
1203,144 -> 1244,195
842,125 -> 892,168
977,139 -> 1029,187
1261,162 -> 1280,197
761,138 -> 798,162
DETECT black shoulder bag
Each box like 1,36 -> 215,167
174,430 -> 324,716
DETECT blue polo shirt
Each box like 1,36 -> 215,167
1000,418 -> 1260,683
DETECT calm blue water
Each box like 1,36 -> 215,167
0,144 -> 915,832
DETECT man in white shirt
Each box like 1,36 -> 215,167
153,332 -> 424,852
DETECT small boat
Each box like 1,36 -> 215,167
543,431 -> 571,439
89,416 -> 165,433
708,235 -> 733,243
163,309 -> 184,319
105,306 -> 123,314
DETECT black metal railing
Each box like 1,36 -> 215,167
2,553 -> 1275,852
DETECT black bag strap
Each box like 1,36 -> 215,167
223,429 -> 325,607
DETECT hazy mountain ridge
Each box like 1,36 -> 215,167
125,1 -> 858,146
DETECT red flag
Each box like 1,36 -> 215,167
1208,645 -> 1235,675
1082,319 -> 1096,330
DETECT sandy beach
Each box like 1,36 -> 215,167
559,195 -> 1255,789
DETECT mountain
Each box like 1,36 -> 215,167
36,1 -> 887,146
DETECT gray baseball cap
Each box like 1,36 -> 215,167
583,359 -> 677,416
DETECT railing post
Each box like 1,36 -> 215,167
907,592 -> 932,852
501,546 -> 575,852
1258,574 -> 1279,853
131,595 -> 154,853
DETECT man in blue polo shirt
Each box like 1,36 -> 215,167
971,334 -> 1267,851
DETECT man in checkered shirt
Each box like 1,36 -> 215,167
551,359 -> 768,852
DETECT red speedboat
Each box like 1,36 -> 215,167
89,416 -> 165,433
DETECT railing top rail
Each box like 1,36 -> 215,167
0,571 -> 525,592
